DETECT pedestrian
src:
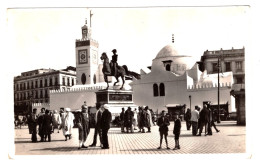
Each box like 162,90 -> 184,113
211,108 -> 220,133
60,107 -> 66,132
62,107 -> 74,141
157,110 -> 170,149
89,102 -> 103,147
101,104 -> 112,149
185,108 -> 191,130
42,109 -> 53,142
52,110 -> 61,133
173,112 -> 181,150
28,108 -> 38,142
144,106 -> 152,133
197,104 -> 209,136
75,103 -> 90,149
190,106 -> 200,136
137,106 -> 146,133
119,108 -> 125,133
38,107 -> 46,142
124,107 -> 134,133
133,108 -> 138,130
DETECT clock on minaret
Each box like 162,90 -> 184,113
78,50 -> 88,64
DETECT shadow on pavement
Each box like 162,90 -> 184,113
30,147 -> 103,152
120,149 -> 170,152
15,139 -> 68,144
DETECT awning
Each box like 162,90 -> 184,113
165,104 -> 184,107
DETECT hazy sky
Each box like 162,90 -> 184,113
7,6 -> 249,76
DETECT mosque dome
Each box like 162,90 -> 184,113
151,44 -> 194,75
155,44 -> 179,59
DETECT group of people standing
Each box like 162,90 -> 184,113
186,103 -> 220,136
27,107 -> 75,142
119,106 -> 153,133
27,101 -> 112,150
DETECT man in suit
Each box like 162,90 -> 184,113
89,103 -> 103,147
28,108 -> 38,142
157,110 -> 170,149
197,104 -> 209,136
119,108 -> 125,133
101,104 -> 112,149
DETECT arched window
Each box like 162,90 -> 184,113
93,74 -> 97,84
81,73 -> 86,85
153,83 -> 159,97
159,83 -> 165,96
166,64 -> 171,71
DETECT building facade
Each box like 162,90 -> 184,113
13,66 -> 76,114
200,47 -> 245,85
200,47 -> 245,124
131,44 -> 235,118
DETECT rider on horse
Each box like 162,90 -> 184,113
111,49 -> 118,76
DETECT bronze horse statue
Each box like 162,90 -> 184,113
100,52 -> 129,90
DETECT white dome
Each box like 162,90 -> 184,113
155,44 -> 179,59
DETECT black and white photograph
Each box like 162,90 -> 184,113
3,0 -> 258,161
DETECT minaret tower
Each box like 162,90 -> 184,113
75,10 -> 99,85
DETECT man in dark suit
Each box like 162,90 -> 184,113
197,104 -> 209,136
28,108 -> 38,142
157,110 -> 170,149
101,104 -> 112,149
89,103 -> 103,147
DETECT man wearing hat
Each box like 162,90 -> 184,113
173,111 -> 181,150
157,110 -> 170,149
28,108 -> 38,142
110,49 -> 118,76
100,104 -> 112,149
75,103 -> 90,149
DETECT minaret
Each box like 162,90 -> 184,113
75,11 -> 99,85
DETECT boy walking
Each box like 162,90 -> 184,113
173,112 -> 181,150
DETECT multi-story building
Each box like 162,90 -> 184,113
13,66 -> 76,114
200,47 -> 245,85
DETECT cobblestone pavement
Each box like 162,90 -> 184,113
13,121 -> 246,156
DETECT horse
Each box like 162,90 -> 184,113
100,52 -> 128,90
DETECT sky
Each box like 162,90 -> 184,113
7,6 -> 249,76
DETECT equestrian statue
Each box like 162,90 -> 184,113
100,49 -> 140,90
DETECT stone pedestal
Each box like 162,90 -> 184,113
95,89 -> 137,118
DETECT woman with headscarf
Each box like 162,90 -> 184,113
52,110 -> 61,133
62,108 -> 75,141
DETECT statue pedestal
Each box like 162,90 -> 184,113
95,89 -> 137,117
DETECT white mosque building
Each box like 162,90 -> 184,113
131,43 -> 235,117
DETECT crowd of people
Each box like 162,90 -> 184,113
25,101 -> 220,150
27,101 -> 112,150
186,103 -> 220,136
119,106 -> 155,133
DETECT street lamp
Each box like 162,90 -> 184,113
217,56 -> 221,123
189,95 -> 191,109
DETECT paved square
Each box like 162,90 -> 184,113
13,121 -> 245,155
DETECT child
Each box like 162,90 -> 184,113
173,112 -> 181,149
157,110 -> 170,149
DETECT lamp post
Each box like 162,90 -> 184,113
189,95 -> 191,109
217,56 -> 221,123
